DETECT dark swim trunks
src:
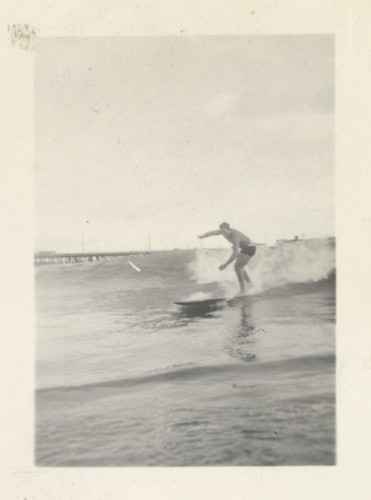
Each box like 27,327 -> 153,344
239,242 -> 256,257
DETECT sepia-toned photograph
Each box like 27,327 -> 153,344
35,35 -> 335,466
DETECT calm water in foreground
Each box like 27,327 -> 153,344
35,240 -> 336,466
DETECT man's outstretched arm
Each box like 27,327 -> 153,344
198,230 -> 222,239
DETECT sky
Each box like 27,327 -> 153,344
35,36 -> 334,252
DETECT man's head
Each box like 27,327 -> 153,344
219,222 -> 232,235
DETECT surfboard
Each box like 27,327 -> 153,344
174,298 -> 227,306
227,294 -> 250,304
174,294 -> 250,307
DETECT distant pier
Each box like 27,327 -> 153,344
34,251 -> 150,266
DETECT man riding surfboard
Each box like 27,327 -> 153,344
198,222 -> 256,295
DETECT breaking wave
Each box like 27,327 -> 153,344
189,238 -> 335,295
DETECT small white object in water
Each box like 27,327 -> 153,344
128,260 -> 141,272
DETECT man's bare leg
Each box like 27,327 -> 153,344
243,269 -> 251,284
234,253 -> 251,294
235,267 -> 247,294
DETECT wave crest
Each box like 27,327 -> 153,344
189,238 -> 335,294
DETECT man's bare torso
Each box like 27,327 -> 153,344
223,229 -> 252,246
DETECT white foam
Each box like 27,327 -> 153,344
183,291 -> 214,301
189,239 -> 335,294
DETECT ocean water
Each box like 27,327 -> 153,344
35,238 -> 336,466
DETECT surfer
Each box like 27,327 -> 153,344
198,222 -> 256,295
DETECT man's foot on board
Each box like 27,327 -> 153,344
235,291 -> 249,297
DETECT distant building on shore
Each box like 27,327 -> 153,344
276,235 -> 335,246
277,235 -> 301,244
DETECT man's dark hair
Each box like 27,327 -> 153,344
219,222 -> 230,229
